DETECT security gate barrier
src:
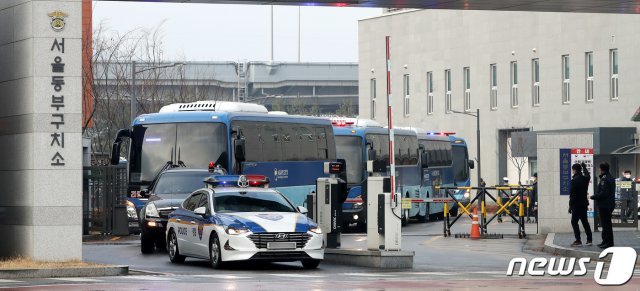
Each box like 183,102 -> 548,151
436,185 -> 534,239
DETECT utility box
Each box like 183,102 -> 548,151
367,176 -> 402,251
315,161 -> 347,248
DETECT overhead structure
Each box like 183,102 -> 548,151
102,0 -> 640,13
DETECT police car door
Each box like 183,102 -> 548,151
180,192 -> 203,256
191,191 -> 212,258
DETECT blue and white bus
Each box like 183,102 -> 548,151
332,119 -> 425,227
111,101 -> 337,213
416,131 -> 473,219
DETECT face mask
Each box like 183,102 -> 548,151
624,174 -> 631,179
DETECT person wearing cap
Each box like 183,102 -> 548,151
619,170 -> 634,223
591,162 -> 616,248
569,163 -> 592,247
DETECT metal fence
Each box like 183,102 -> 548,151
595,180 -> 638,229
82,165 -> 128,235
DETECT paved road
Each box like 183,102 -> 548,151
2,219 -> 638,290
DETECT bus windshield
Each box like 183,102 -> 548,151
130,123 -> 228,185
452,146 -> 470,183
336,135 -> 363,185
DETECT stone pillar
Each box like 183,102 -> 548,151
537,133 -> 594,234
0,0 -> 82,261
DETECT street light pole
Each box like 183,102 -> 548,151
451,108 -> 482,227
131,61 -> 137,124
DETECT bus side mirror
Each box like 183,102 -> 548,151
110,129 -> 131,165
366,141 -> 376,161
468,160 -> 475,169
421,150 -> 429,169
234,138 -> 246,162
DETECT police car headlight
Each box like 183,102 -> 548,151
226,226 -> 250,235
309,226 -> 322,234
145,203 -> 159,218
126,201 -> 138,219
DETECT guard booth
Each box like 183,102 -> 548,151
595,177 -> 639,228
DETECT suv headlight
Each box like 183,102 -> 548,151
145,203 -> 159,218
226,226 -> 250,235
126,201 -> 138,219
309,226 -> 322,234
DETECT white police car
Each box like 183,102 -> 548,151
166,175 -> 324,269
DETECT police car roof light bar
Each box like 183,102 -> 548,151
204,175 -> 270,188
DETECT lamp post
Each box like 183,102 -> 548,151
451,108 -> 481,221
130,61 -> 185,123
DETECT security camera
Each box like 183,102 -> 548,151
371,68 -> 375,73
511,51 -> 515,56
403,64 -> 408,69
532,48 -> 537,53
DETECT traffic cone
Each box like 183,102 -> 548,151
470,208 -> 481,240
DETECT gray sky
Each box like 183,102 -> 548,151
93,2 -> 381,62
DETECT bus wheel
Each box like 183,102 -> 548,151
417,214 -> 427,223
401,210 -> 409,226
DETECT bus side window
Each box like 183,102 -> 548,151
282,125 -> 301,161
314,127 -> 328,160
262,124 -> 281,162
299,126 -> 316,160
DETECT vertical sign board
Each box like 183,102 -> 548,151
559,148 -> 594,217
559,149 -> 571,195
48,11 -> 68,168
571,148 -> 594,217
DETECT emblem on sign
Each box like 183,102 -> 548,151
48,10 -> 68,32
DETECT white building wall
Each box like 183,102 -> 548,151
359,9 -> 640,186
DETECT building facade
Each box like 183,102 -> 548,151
359,9 -> 640,186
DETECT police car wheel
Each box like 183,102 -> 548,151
168,230 -> 185,263
209,233 -> 223,269
301,259 -> 321,269
140,231 -> 155,254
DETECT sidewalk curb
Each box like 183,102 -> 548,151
542,233 -> 607,261
0,265 -> 128,279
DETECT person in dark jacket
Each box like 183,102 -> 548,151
569,163 -> 592,247
619,170 -> 634,222
591,162 -> 616,248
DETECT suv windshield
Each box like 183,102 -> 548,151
153,171 -> 211,199
214,191 -> 296,213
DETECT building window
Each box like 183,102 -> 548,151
426,71 -> 434,114
532,58 -> 540,106
510,61 -> 518,108
403,74 -> 410,116
370,78 -> 376,119
585,52 -> 593,102
490,64 -> 497,110
463,67 -> 471,111
610,49 -> 618,100
445,69 -> 452,113
562,55 -> 570,104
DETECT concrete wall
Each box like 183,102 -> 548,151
537,133 -> 593,234
0,0 -> 82,260
359,10 -> 640,187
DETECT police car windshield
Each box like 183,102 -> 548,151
153,171 -> 210,197
214,191 -> 296,213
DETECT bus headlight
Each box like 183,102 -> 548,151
145,203 -> 159,218
463,190 -> 470,199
